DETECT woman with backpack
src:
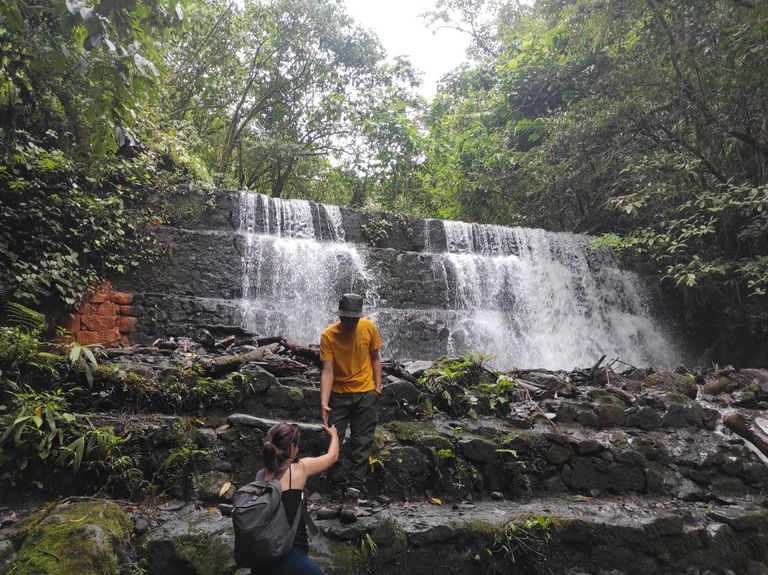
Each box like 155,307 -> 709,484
253,421 -> 339,575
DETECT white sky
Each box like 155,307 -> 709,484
343,0 -> 471,99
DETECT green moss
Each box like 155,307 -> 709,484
374,427 -> 395,454
286,386 -> 304,402
459,519 -> 503,538
12,501 -> 132,575
645,371 -> 697,399
327,542 -> 368,575
172,534 -> 236,575
385,420 -> 452,452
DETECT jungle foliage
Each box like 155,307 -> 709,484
1,0 -> 766,362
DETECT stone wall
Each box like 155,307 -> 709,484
65,282 -> 138,345
109,189 -> 456,345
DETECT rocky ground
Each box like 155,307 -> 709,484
2,327 -> 768,574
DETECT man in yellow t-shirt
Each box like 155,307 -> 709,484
319,293 -> 382,523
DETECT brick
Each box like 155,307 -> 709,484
118,305 -> 139,317
64,314 -> 81,333
110,292 -> 133,305
78,328 -> 121,346
117,316 -> 138,333
81,315 -> 118,331
76,331 -> 101,345
94,301 -> 118,316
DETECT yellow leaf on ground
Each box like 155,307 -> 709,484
219,481 -> 233,497
430,498 -> 442,505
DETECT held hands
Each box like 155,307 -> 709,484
321,404 -> 332,427
321,424 -> 338,440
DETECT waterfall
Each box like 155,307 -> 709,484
436,221 -> 681,368
237,192 -> 682,369
238,194 -> 375,344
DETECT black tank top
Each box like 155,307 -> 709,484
281,489 -> 308,553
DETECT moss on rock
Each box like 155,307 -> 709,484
11,500 -> 133,575
645,371 -> 697,399
326,541 -> 368,575
385,421 -> 452,452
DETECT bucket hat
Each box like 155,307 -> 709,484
337,293 -> 364,318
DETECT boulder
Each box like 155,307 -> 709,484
626,406 -> 662,430
457,437 -> 500,465
8,501 -> 133,575
644,371 -> 697,399
142,509 -> 237,575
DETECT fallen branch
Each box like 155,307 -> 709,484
724,412 -> 768,459
104,347 -> 173,358
280,339 -> 321,364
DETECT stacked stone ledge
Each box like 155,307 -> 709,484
65,281 -> 138,345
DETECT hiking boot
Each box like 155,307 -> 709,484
340,487 -> 360,523
316,501 -> 342,520
316,490 -> 344,520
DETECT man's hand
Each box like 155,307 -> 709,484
320,360 -> 334,427
321,404 -> 332,427
322,424 -> 337,439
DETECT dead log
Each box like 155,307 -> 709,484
104,346 -> 173,358
702,376 -> 735,396
724,412 -> 768,459
590,354 -> 606,377
605,385 -> 636,404
200,324 -> 257,338
382,361 -> 418,384
280,339 -> 321,364
255,354 -> 308,377
202,345 -> 279,377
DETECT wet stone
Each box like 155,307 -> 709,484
626,406 -> 662,430
575,439 -> 602,455
596,403 -> 626,427
457,437 -> 499,464
546,443 -> 572,464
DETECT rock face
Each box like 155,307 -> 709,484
3,331 -> 768,573
111,189 -> 684,370
3,501 -> 133,574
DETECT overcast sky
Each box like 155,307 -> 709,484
343,0 -> 471,100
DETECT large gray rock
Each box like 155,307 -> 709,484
142,509 -> 238,575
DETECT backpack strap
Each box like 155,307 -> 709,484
256,466 -> 316,535
302,494 -> 318,535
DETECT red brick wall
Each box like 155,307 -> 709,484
65,282 -> 137,346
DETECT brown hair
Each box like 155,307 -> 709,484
263,422 -> 300,472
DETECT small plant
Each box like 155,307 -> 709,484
492,514 -> 558,565
368,455 -> 384,474
437,448 -> 455,462
359,533 -> 377,560
69,342 -> 99,388
0,386 -> 125,482
361,216 -> 394,245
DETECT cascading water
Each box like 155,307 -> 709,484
435,221 -> 681,369
238,193 -> 375,343
237,192 -> 682,369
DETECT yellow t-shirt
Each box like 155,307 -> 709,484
320,318 -> 382,393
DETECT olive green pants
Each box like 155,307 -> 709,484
327,389 -> 379,492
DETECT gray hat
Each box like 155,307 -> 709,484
337,293 -> 364,318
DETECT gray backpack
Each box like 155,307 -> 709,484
232,467 -> 303,567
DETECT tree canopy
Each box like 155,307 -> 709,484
1,0 -> 766,363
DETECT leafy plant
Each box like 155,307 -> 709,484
0,386 -> 124,482
359,533 -> 378,560
69,342 -> 99,388
492,514 -> 558,565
